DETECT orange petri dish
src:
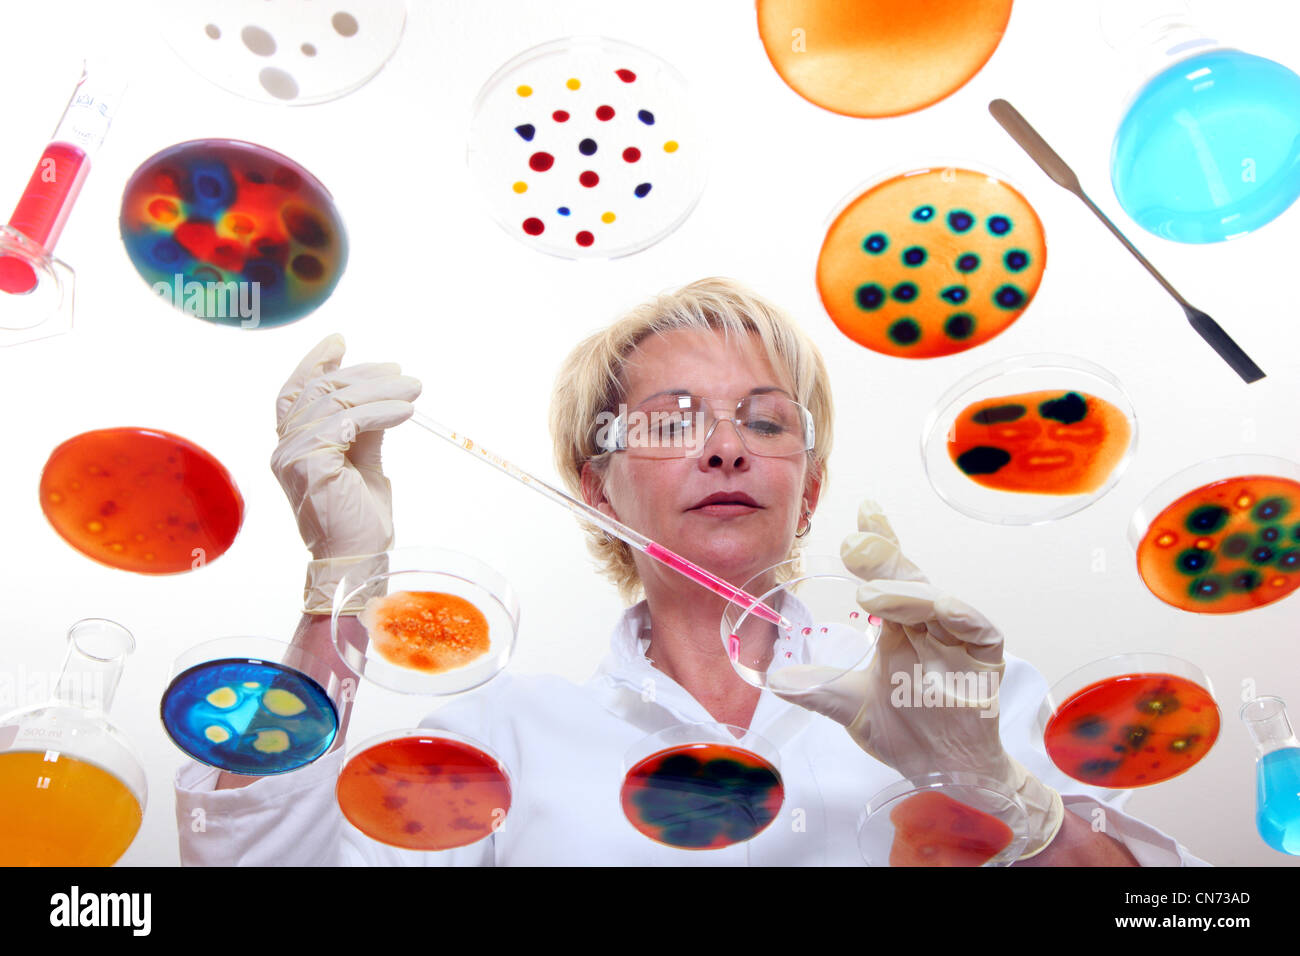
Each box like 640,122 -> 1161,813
336,733 -> 512,852
947,389 -> 1132,495
888,790 -> 1015,867
0,751 -> 143,866
1136,475 -> 1300,614
756,0 -> 1015,118
359,590 -> 491,673
1043,673 -> 1220,787
39,427 -> 244,574
818,167 -> 1045,359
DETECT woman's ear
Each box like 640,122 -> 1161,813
802,459 -> 825,517
581,460 -> 617,519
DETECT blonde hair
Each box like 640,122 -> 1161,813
549,277 -> 834,602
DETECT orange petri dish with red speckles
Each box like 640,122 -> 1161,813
947,389 -> 1132,495
757,0 -> 1015,118
1136,476 -> 1300,614
40,427 -> 243,574
359,590 -> 491,673
1044,673 -> 1220,788
888,790 -> 1015,867
336,733 -> 512,851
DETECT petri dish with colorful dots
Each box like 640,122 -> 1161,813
857,772 -> 1028,867
1037,653 -> 1221,788
756,0 -> 1015,118
1130,456 -> 1300,614
336,729 -> 512,852
720,553 -> 882,695
331,547 -> 520,696
817,165 -> 1046,359
621,723 -> 783,850
158,1 -> 408,106
468,36 -> 706,259
160,637 -> 341,776
921,354 -> 1138,525
40,427 -> 244,574
120,139 -> 347,329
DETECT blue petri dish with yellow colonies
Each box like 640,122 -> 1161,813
161,657 -> 337,775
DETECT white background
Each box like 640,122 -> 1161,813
1,0 -> 1298,867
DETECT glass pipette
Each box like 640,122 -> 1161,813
409,410 -> 793,629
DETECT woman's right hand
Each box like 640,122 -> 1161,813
271,334 -> 422,610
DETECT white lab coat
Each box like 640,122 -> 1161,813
174,602 -> 1208,865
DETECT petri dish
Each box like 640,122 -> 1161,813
719,553 -> 882,695
160,636 -> 341,775
857,772 -> 1028,866
40,426 -> 244,574
1036,653 -> 1220,788
921,354 -> 1138,525
756,0 -> 1015,118
468,36 -> 706,259
157,0 -> 408,106
120,139 -> 347,329
817,165 -> 1046,359
0,224 -> 75,348
1129,456 -> 1300,614
331,547 -> 520,696
620,723 -> 783,850
336,729 -> 512,852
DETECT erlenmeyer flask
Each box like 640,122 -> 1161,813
1103,0 -> 1300,242
0,619 -> 147,865
1240,696 -> 1300,856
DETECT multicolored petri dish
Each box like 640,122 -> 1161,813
40,427 -> 244,574
1131,457 -> 1300,614
120,139 -> 347,328
817,166 -> 1046,358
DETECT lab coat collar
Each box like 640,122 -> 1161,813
587,601 -> 813,748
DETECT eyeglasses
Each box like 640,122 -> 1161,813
595,394 -> 816,459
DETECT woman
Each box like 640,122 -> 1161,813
175,278 -> 1200,865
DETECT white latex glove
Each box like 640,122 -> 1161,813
270,334 -> 421,612
783,500 -> 1064,859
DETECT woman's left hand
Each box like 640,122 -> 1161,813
780,499 -> 1065,858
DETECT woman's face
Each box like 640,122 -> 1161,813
583,328 -> 821,592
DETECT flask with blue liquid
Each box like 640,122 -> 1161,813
1104,0 -> 1300,243
1241,696 -> 1300,856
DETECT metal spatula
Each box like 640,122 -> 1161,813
988,98 -> 1265,384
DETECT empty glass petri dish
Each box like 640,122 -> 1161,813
468,36 -> 707,259
719,553 -> 881,696
336,728 -> 512,852
331,547 -> 520,696
922,353 -> 1138,525
157,0 -> 408,106
817,164 -> 1046,359
857,772 -> 1029,866
620,722 -> 783,850
1130,455 -> 1300,614
161,635 -> 341,776
1036,652 -> 1220,788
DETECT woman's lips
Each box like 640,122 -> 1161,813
689,492 -> 761,515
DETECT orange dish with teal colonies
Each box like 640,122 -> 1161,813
818,167 -> 1045,358
1137,476 -> 1300,614
360,591 -> 491,673
948,390 -> 1132,495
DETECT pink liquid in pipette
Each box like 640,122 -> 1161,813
0,142 -> 89,295
643,541 -> 788,627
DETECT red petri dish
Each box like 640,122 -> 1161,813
336,733 -> 512,851
1044,673 -> 1220,788
620,742 -> 784,850
39,427 -> 243,574
888,790 -> 1015,867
